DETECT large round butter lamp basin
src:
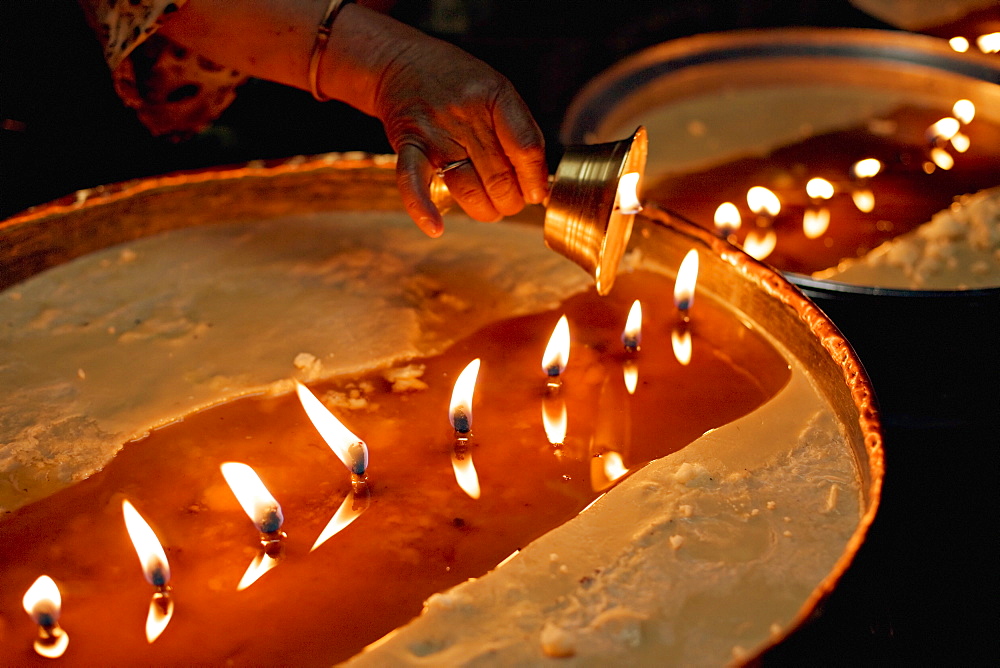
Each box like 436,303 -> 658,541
561,28 -> 1000,428
0,156 -> 881,665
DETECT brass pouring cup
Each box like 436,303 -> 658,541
432,126 -> 648,295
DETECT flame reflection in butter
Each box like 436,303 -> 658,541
542,396 -> 567,445
22,575 -> 69,658
451,446 -> 482,499
671,326 -> 693,366
311,484 -> 372,552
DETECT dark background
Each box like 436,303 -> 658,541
2,1 -> 998,664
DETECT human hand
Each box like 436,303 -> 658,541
373,36 -> 549,237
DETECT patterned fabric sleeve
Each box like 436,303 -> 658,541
77,0 -> 248,140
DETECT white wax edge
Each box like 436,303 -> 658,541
0,213 -> 592,512
342,349 -> 862,666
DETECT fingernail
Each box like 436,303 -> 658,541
528,188 -> 546,205
421,217 -> 444,238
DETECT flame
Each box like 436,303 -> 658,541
122,500 -> 171,588
449,359 -> 480,434
806,177 -> 834,200
746,186 -> 781,217
714,202 -> 742,234
674,250 -> 699,312
616,172 -> 642,214
236,551 -> 282,591
851,158 -> 882,179
23,575 -> 61,624
930,147 -> 955,170
296,380 -> 369,476
22,576 -> 68,659
929,117 -> 961,142
312,486 -> 371,551
621,300 -> 642,351
672,326 -> 692,366
622,360 -> 638,395
145,592 -> 174,643
220,463 -> 284,534
977,32 -> 1000,53
953,99 -> 975,124
743,229 -> 777,260
542,397 -> 567,445
851,189 -> 876,213
950,132 -> 971,153
542,315 -> 570,377
803,208 -> 831,239
949,36 -> 970,52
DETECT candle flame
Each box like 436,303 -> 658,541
803,208 -> 831,239
949,36 -> 970,52
746,186 -> 780,217
950,132 -> 971,153
928,117 -> 961,141
622,300 -> 642,351
145,592 -> 174,643
296,380 -> 369,476
616,172 -> 642,214
953,99 -> 975,124
976,32 -> 1000,53
622,360 -> 638,395
122,500 -> 171,588
714,202 -> 742,234
452,448 -> 482,499
542,397 -> 567,445
805,177 -> 834,200
23,575 -> 61,624
672,326 -> 692,366
542,315 -> 570,377
930,147 -> 955,170
851,158 -> 882,180
312,486 -> 371,552
743,229 -> 777,260
674,250 -> 699,312
220,463 -> 284,534
22,576 -> 68,659
449,359 -> 480,434
851,189 -> 876,213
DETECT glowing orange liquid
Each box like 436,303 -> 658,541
0,271 -> 789,666
648,106 -> 1000,274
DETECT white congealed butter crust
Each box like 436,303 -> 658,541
814,186 -> 1000,289
0,213 -> 590,512
344,359 -> 861,667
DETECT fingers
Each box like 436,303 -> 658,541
493,87 -> 549,205
396,143 -> 444,238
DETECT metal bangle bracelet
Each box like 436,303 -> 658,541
308,0 -> 356,102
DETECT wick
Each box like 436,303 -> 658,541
348,442 -> 367,477
454,432 -> 472,453
622,336 -> 640,354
